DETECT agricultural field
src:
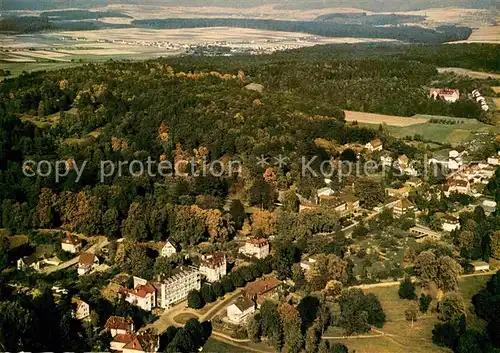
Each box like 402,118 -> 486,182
0,27 -> 397,73
462,25 -> 500,44
344,110 -> 428,127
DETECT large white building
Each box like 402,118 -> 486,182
159,268 -> 201,309
199,252 -> 226,282
239,238 -> 270,259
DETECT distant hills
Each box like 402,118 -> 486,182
1,0 -> 498,12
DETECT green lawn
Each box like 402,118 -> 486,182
203,339 -> 248,353
360,120 -> 498,146
0,61 -> 83,78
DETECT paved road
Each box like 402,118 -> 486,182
145,289 -> 242,334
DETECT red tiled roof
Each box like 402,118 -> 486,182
123,336 -> 144,351
243,277 -> 281,297
128,283 -> 155,298
78,252 -> 96,266
247,238 -> 269,247
105,316 -> 134,331
369,138 -> 383,148
430,88 -> 459,96
113,333 -> 135,344
201,252 -> 226,269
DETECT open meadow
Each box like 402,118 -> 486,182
324,275 -> 493,353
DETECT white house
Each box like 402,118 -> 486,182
365,138 -> 383,152
472,261 -> 490,272
239,238 -> 270,259
448,150 -> 463,171
123,283 -> 156,312
61,233 -> 82,254
199,252 -> 227,282
444,179 -> 470,197
159,268 -> 201,309
77,253 -> 99,276
397,155 -> 409,170
392,198 -> 415,218
440,215 -> 460,232
380,154 -> 393,168
72,298 -> 90,320
160,240 -> 177,258
482,200 -> 497,215
300,257 -> 317,272
106,316 -> 135,337
429,88 -> 460,102
227,296 -> 255,324
487,152 -> 500,166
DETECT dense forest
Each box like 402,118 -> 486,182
0,43 -> 497,243
314,13 -> 426,25
133,18 -> 472,44
0,16 -> 55,33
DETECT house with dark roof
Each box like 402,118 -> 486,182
105,316 -> 135,337
227,296 -> 255,324
239,238 -> 270,259
200,252 -> 226,282
111,330 -> 159,353
242,277 -> 282,306
77,252 -> 99,276
61,232 -> 82,254
392,198 -> 415,218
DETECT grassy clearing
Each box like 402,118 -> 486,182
21,112 -> 61,129
359,120 -> 498,145
173,313 -> 198,324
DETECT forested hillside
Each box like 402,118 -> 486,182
0,43 -> 497,242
